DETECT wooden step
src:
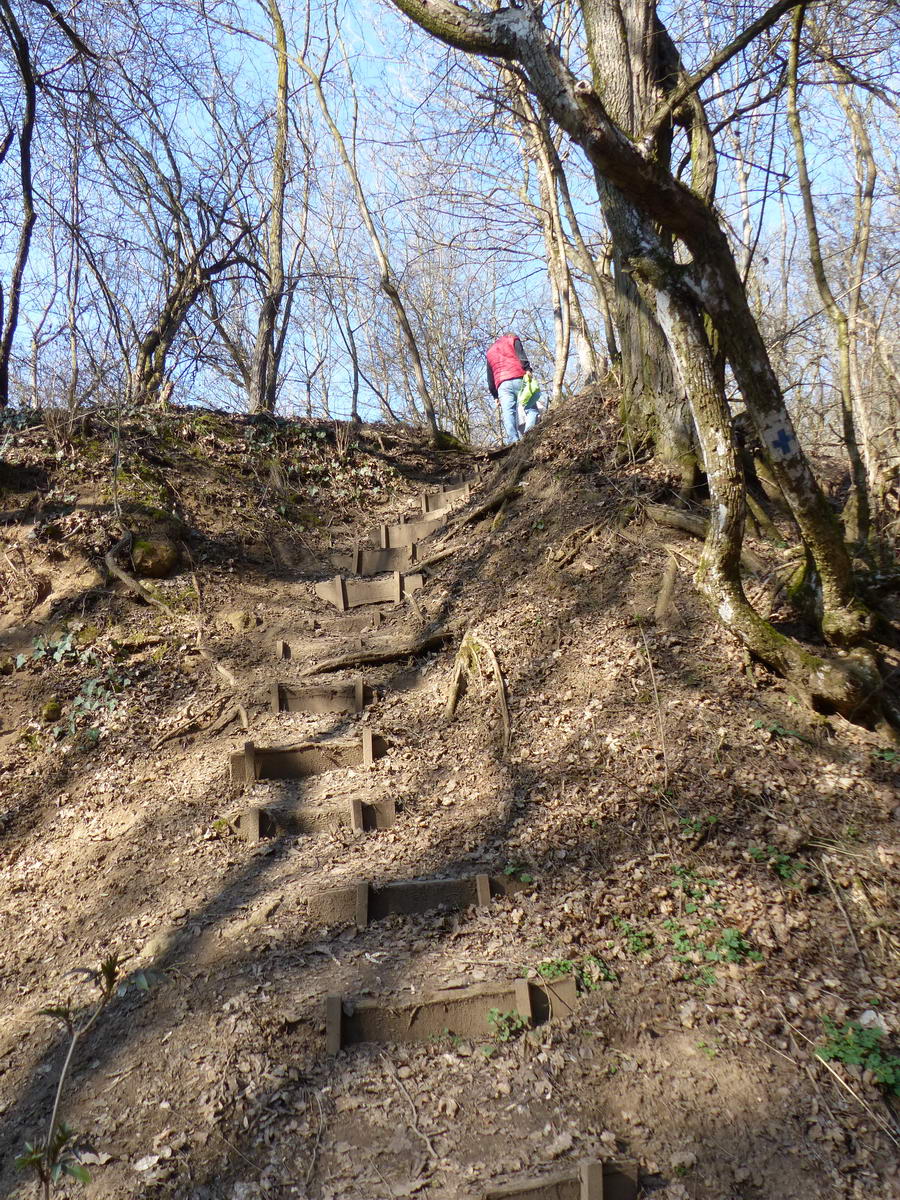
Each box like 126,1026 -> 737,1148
315,571 -> 424,612
420,479 -> 472,514
307,871 -> 528,927
270,678 -> 368,715
481,1160 -> 639,1200
229,795 -> 396,842
331,545 -> 416,576
229,731 -> 385,783
275,614 -> 384,659
378,512 -> 447,549
326,975 -> 576,1053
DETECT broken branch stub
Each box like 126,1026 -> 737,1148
446,630 -> 511,751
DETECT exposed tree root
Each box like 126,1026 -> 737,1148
300,630 -> 455,676
697,564 -> 889,726
654,555 -> 678,627
645,503 -> 765,575
104,534 -> 244,712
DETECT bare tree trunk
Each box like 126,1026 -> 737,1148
249,0 -> 289,414
295,45 -> 439,438
0,0 -> 37,408
787,6 -> 868,543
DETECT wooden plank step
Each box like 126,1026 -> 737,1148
275,614 -> 385,658
326,976 -> 577,1053
307,872 -> 528,926
331,545 -> 415,576
481,1160 -> 639,1200
421,480 -> 472,514
229,730 -> 385,783
315,571 -> 424,612
229,796 -> 396,842
270,678 -> 368,715
378,512 -> 447,549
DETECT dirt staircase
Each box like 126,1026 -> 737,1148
222,470 -> 640,1200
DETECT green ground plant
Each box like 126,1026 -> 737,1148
670,865 -> 723,913
535,953 -> 618,990
16,631 -> 96,672
16,956 -> 156,1197
487,1008 -> 529,1042
817,1019 -> 900,1095
503,863 -> 534,884
614,918 -> 654,955
749,845 -> 805,880
753,718 -> 814,745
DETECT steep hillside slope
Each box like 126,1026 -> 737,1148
0,396 -> 898,1200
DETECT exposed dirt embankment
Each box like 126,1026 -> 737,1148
0,397 -> 897,1200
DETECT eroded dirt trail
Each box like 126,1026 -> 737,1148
1,400 -> 898,1200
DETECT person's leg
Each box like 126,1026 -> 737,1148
498,378 -> 523,443
522,403 -> 540,432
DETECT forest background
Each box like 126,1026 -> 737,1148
0,0 -> 895,446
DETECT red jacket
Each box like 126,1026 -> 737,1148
487,335 -> 531,397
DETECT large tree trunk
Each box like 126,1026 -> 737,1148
388,0 -> 885,718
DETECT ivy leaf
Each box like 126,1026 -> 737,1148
63,1162 -> 92,1184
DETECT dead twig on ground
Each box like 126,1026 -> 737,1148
152,695 -> 228,748
548,522 -> 602,568
820,858 -> 874,985
381,1054 -> 438,1162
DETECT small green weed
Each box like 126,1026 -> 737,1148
17,955 -> 157,1195
749,845 -> 804,881
535,958 -> 572,982
663,921 -> 762,980
753,718 -> 814,745
679,815 -> 717,839
716,928 -> 763,964
671,865 -> 722,913
503,863 -> 534,884
487,1008 -> 529,1042
535,953 -> 617,991
614,918 -> 654,955
873,747 -> 898,763
817,1019 -> 900,1095
697,1040 -> 718,1059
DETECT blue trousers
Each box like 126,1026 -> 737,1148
498,377 -> 538,443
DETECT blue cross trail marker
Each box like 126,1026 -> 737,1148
765,423 -> 796,460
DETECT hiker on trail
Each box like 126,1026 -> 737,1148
486,334 -> 540,444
